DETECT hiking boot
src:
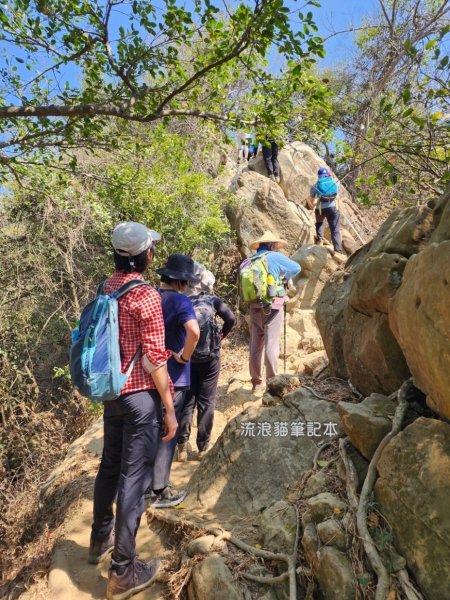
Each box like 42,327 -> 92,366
143,487 -> 158,502
106,558 -> 160,600
315,239 -> 324,246
333,251 -> 347,264
251,382 -> 265,392
268,174 -> 276,182
88,530 -> 115,565
151,484 -> 187,508
176,442 -> 188,462
197,443 -> 212,460
275,175 -> 281,183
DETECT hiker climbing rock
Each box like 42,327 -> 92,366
144,254 -> 200,508
309,167 -> 345,257
176,263 -> 236,461
261,139 -> 281,182
240,231 -> 301,391
89,222 -> 177,600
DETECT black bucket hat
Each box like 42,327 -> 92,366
155,254 -> 200,282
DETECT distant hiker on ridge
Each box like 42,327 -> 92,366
261,139 -> 281,183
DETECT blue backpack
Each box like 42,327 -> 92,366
316,176 -> 338,200
69,280 -> 147,402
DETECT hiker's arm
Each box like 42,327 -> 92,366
151,365 -> 177,442
306,184 -> 317,208
213,297 -> 236,338
277,254 -> 301,281
173,318 -> 200,364
134,288 -> 177,441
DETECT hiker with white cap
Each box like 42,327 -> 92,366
244,231 -> 301,391
89,222 -> 177,600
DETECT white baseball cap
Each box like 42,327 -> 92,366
111,222 -> 161,257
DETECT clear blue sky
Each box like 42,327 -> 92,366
287,0 -> 379,66
310,0 -> 379,64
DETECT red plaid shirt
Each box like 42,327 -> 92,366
103,271 -> 171,395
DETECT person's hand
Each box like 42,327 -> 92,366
172,349 -> 187,364
161,411 -> 178,442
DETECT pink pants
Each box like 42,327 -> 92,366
249,305 -> 284,385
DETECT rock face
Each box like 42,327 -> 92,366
317,185 -> 450,415
227,170 -> 313,256
375,418 -> 450,600
246,142 -> 369,255
389,241 -> 450,419
184,388 -> 343,517
337,394 -> 397,460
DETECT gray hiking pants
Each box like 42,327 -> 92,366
92,389 -> 162,563
249,305 -> 284,386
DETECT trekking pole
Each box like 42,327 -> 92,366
283,302 -> 287,374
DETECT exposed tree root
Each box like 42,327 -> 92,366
313,442 -> 333,469
338,437 -> 359,510
301,385 -> 332,402
357,379 -> 409,600
340,379 -> 426,600
397,569 -> 425,600
148,506 -> 300,599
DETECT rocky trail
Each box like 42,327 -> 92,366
13,145 -> 450,600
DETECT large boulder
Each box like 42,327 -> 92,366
317,190 -> 448,397
375,418 -> 450,600
316,245 -> 371,378
227,170 -> 313,257
430,185 -> 450,243
337,394 -> 397,460
231,144 -> 368,258
349,252 -> 407,316
367,204 -> 434,258
183,388 -> 343,518
389,241 -> 450,419
342,309 -> 410,395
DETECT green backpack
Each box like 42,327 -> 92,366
239,251 -> 279,306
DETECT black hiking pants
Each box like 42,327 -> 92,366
262,141 -> 280,177
92,389 -> 162,563
151,389 -> 186,490
177,355 -> 221,452
315,205 -> 343,253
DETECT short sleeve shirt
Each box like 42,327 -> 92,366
159,288 -> 197,388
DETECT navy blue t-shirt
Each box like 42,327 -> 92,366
158,288 -> 197,388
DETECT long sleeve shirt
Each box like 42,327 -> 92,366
211,296 -> 236,338
256,245 -> 301,309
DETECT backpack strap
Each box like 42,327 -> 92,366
95,279 -> 149,297
106,280 -> 149,376
114,280 -> 149,299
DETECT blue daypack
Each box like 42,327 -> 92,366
316,176 -> 338,200
69,280 -> 148,402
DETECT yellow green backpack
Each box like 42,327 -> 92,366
239,251 -> 280,306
